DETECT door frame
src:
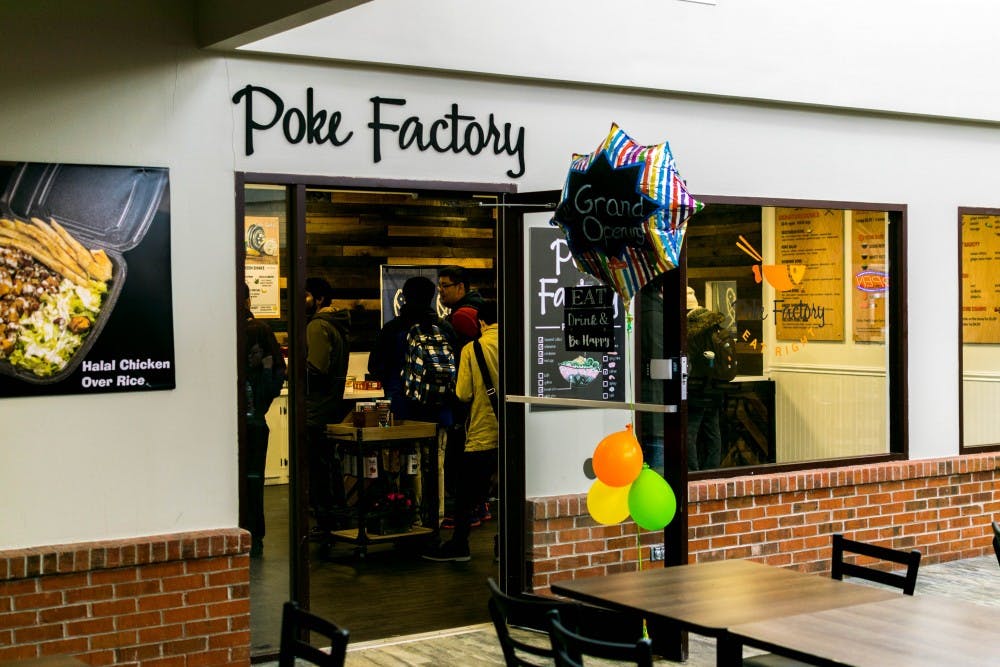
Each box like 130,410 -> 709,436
497,190 -> 690,597
236,172 -> 516,615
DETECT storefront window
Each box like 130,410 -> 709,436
682,202 -> 898,472
959,208 -> 1000,450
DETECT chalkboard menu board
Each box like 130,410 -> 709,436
529,227 -> 625,405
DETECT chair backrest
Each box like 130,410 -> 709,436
992,521 -> 1000,567
487,577 -> 580,667
830,533 -> 921,595
547,609 -> 653,667
279,601 -> 349,667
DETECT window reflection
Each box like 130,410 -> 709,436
649,204 -> 893,473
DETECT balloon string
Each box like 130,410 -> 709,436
637,523 -> 649,640
625,305 -> 635,428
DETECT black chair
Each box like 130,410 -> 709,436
487,577 -> 643,667
992,521 -> 1000,567
547,609 -> 653,667
279,601 -> 349,667
830,533 -> 921,595
743,534 -> 921,666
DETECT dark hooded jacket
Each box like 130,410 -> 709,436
305,306 -> 351,427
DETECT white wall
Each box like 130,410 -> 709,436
4,2 -> 998,547
0,3 -> 239,549
243,0 -> 1000,123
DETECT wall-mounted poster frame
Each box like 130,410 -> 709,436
378,264 -> 449,326
244,215 -> 281,318
774,207 -> 844,341
0,161 -> 175,397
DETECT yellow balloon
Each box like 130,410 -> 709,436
587,479 -> 631,525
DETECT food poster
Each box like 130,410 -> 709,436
851,211 -> 888,343
773,208 -> 844,342
244,215 -> 281,318
528,227 -> 624,407
961,214 -> 1000,344
0,162 -> 175,397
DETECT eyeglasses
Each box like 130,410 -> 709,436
438,282 -> 458,290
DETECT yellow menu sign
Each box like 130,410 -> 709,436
962,214 -> 1000,344
774,208 -> 844,341
851,211 -> 888,343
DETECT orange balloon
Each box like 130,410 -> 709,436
592,424 -> 644,487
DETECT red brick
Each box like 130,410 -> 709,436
208,630 -> 249,650
65,584 -> 114,603
161,574 -> 204,593
89,630 -> 137,649
79,649 -> 116,665
114,579 -> 161,597
15,623 -> 63,643
39,603 -> 88,623
0,644 -> 39,661
162,637 -> 207,656
185,587 -> 228,605
38,637 -> 88,656
0,610 -> 38,629
40,573 -> 89,591
163,604 -> 206,624
138,623 -> 184,644
90,569 -> 137,585
13,591 -> 62,610
116,610 -> 162,630
67,617 -> 116,636
185,618 -> 229,637
91,599 -> 136,617
186,649 -> 231,667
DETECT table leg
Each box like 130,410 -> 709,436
716,632 -> 742,667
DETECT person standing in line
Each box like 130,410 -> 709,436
368,276 -> 457,425
423,300 -> 499,562
686,286 -> 725,471
304,277 -> 352,533
436,266 -> 486,525
243,283 -> 286,558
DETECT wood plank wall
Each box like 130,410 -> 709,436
245,188 -> 498,354
686,204 -> 764,375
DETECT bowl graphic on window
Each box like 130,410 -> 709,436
559,356 -> 602,387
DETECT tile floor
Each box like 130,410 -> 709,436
260,554 -> 999,666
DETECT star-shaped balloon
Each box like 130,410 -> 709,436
551,123 -> 704,307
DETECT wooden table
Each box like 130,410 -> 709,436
550,559 -> 898,666
325,420 -> 439,557
721,594 -> 1000,666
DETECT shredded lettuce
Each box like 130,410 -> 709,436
9,278 -> 106,376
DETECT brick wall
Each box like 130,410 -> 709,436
0,528 -> 250,666
528,453 -> 1000,592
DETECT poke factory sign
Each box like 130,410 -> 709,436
231,85 -> 528,179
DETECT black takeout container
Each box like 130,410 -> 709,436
0,162 -> 168,384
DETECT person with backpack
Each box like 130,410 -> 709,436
423,299 -> 499,562
436,266 -> 486,524
243,283 -> 287,557
686,285 -> 735,471
368,276 -> 457,425
304,277 -> 352,532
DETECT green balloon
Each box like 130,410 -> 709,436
627,467 -> 677,531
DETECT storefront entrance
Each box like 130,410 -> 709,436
237,176 -> 514,656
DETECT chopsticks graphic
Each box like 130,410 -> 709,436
736,235 -> 763,262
